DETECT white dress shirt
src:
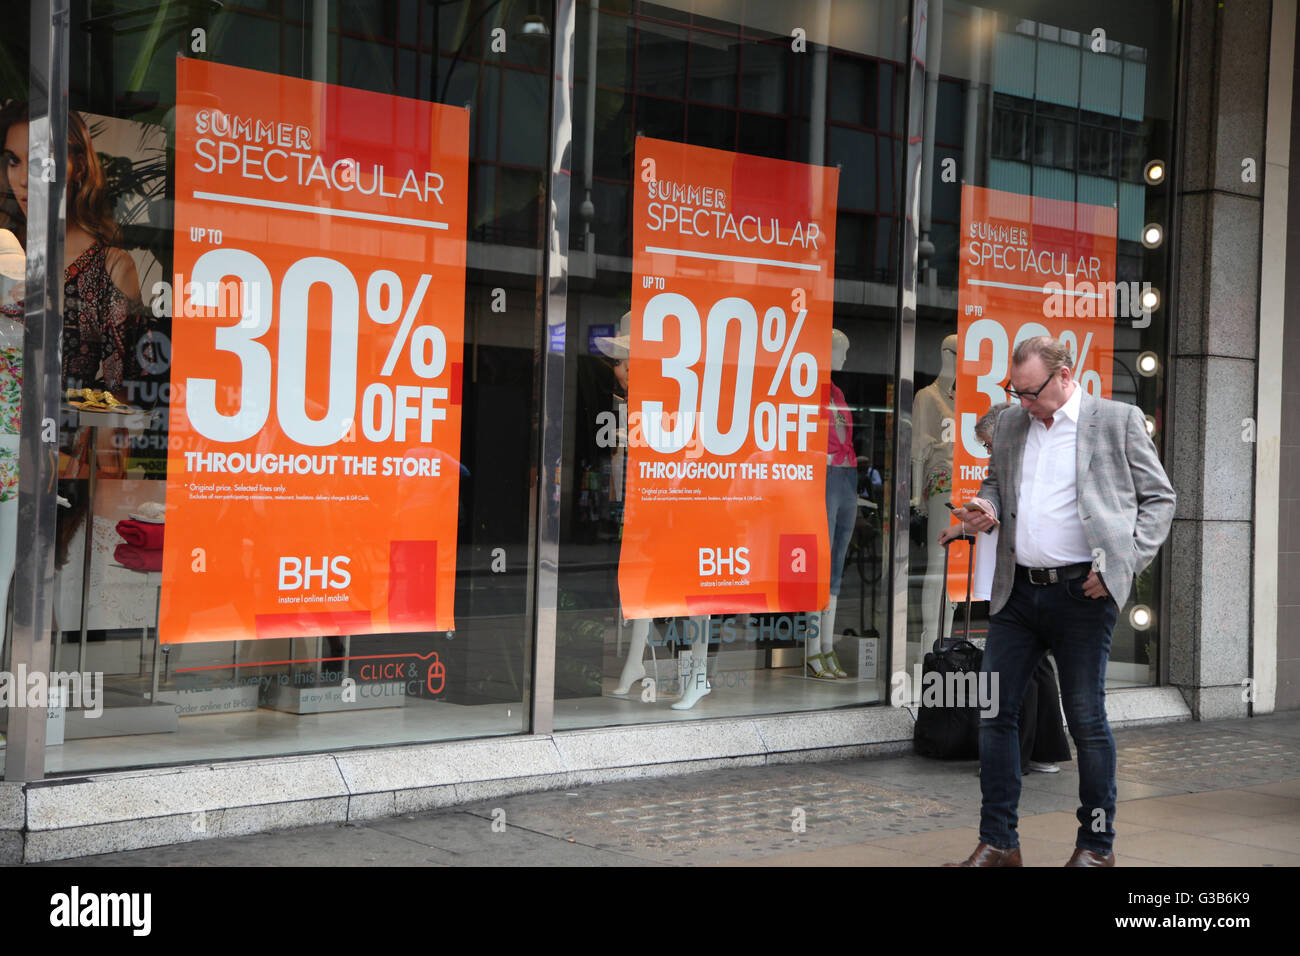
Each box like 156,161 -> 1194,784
1014,382 -> 1093,567
973,528 -> 997,601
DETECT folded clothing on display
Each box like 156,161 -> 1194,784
114,543 -> 163,572
115,518 -> 164,549
114,518 -> 164,572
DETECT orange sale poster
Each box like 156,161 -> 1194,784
159,59 -> 469,644
949,185 -> 1117,600
619,137 -> 839,619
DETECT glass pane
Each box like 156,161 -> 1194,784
688,36 -> 738,107
636,22 -> 688,101
685,104 -> 735,151
556,1 -> 903,730
737,112 -> 789,161
991,101 -> 1031,162
38,0 -> 547,774
0,0 -> 28,781
908,0 -> 1176,699
740,42 -> 786,115
594,10 -> 635,90
830,56 -> 871,126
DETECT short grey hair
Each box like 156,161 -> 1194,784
975,402 -> 1015,443
1011,335 -> 1072,375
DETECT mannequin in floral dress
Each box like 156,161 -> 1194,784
0,228 -> 22,615
1,102 -> 147,568
2,104 -> 144,394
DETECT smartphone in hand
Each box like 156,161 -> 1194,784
959,498 -> 999,528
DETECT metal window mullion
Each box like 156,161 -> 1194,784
6,0 -> 70,782
888,0 -> 928,685
527,0 -> 576,737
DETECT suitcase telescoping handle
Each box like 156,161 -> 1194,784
936,526 -> 976,650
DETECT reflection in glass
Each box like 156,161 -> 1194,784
555,0 -> 899,731
35,0 -> 549,774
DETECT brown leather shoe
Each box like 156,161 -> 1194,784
1065,847 -> 1115,867
943,842 -> 1023,867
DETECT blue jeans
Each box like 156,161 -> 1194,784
825,466 -> 857,596
978,572 -> 1119,854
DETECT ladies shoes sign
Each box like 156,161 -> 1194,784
619,137 -> 839,619
159,59 -> 469,644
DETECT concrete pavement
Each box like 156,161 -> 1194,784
34,711 -> 1300,867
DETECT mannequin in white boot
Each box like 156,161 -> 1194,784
808,329 -> 855,679
613,616 -> 713,709
912,335 -> 958,648
670,616 -> 712,709
596,316 -> 656,699
599,315 -> 713,709
613,617 -> 651,694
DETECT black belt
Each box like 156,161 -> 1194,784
1016,562 -> 1092,586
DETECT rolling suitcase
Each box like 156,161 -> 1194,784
913,533 -> 982,759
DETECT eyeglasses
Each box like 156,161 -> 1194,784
1005,370 -> 1056,402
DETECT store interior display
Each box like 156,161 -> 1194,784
0,0 -> 1174,775
0,227 -> 22,664
597,313 -> 717,711
809,328 -> 854,679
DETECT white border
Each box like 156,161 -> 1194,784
192,190 -> 451,230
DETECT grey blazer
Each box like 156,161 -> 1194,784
976,389 -> 1175,615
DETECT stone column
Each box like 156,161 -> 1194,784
1167,0 -> 1271,718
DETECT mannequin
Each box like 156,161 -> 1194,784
612,615 -> 713,707
912,334 -> 958,647
669,617 -> 712,709
613,617 -> 651,694
0,229 -> 24,631
599,312 -> 715,710
807,328 -> 855,678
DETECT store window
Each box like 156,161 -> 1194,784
908,1 -> 1176,688
0,1 -> 551,775
553,0 -> 905,728
0,0 -> 1184,782
0,2 -> 28,779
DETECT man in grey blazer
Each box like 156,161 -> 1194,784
945,336 -> 1175,867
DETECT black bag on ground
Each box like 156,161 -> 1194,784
913,535 -> 982,759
